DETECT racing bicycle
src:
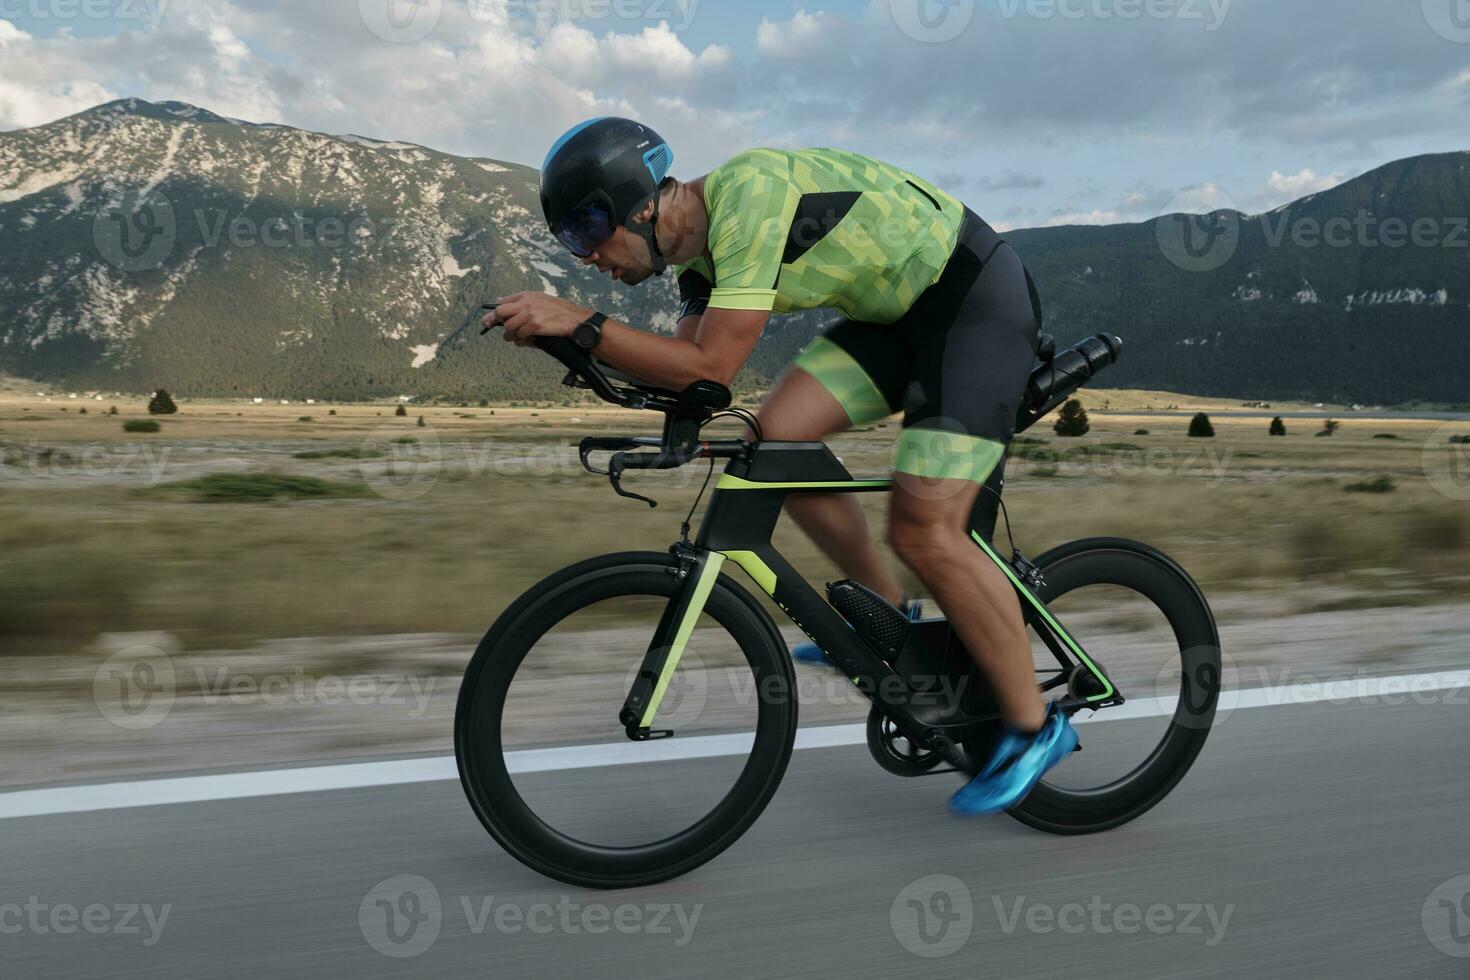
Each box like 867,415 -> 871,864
455,330 -> 1222,889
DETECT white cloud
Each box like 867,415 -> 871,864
1043,209 -> 1123,227
756,9 -> 832,58
1265,168 -> 1348,199
0,0 -> 747,172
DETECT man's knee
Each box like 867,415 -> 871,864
888,510 -> 966,571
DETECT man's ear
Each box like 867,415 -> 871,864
632,198 -> 657,225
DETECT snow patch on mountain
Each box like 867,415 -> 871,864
1344,288 -> 1449,312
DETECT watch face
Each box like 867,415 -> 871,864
574,322 -> 600,351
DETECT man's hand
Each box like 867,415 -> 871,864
484,292 -> 592,346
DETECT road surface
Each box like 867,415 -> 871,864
2,695 -> 1467,978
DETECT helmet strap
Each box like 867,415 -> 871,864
628,187 -> 669,276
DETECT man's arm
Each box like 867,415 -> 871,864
594,308 -> 767,389
488,290 -> 766,390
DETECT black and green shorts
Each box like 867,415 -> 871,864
794,209 -> 1042,485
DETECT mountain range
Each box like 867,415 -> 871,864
1,100 -> 1466,404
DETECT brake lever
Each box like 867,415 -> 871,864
608,455 -> 659,508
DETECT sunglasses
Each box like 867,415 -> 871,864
554,202 -> 616,258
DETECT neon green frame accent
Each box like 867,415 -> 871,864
716,475 -> 892,492
721,550 -> 777,595
640,552 -> 725,727
971,531 -> 1116,702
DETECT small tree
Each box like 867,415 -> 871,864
1269,416 -> 1287,436
1053,399 -> 1090,437
1321,419 -> 1341,437
395,404 -> 408,417
417,415 -> 426,428
1188,412 -> 1215,438
108,405 -> 119,416
148,389 -> 179,415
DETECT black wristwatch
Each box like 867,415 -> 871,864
573,311 -> 607,353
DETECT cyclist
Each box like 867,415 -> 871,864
486,117 -> 1075,815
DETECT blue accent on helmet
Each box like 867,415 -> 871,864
643,143 -> 674,185
543,117 -> 611,172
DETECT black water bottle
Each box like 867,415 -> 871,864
1018,334 -> 1124,431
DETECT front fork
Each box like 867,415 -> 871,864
619,545 -> 724,741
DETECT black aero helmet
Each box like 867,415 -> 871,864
540,117 -> 675,272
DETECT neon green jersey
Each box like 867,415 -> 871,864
677,148 -> 965,324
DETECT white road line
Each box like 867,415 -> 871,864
2,669 -> 1465,821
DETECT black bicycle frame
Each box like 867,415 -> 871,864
618,440 -> 1122,763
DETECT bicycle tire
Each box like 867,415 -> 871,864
997,538 -> 1221,834
455,551 -> 797,888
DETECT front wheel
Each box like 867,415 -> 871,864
978,538 -> 1222,834
455,551 -> 797,889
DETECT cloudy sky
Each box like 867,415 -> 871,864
2,0 -> 1468,230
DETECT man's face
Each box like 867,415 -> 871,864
581,226 -> 656,286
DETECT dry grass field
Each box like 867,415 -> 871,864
2,387 -> 1467,653
3,385 -> 1467,784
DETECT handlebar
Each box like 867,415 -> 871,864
519,335 -> 744,506
514,321 -> 1123,502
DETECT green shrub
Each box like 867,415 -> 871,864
292,448 -> 384,460
1372,433 -> 1400,440
1344,475 -> 1395,494
395,404 -> 408,417
148,389 -> 179,415
1269,416 -> 1287,436
1053,399 -> 1089,437
1188,412 -> 1215,438
124,419 -> 161,433
159,473 -> 366,503
1134,429 -> 1150,436
297,416 -> 314,423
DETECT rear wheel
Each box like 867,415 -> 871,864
455,552 -> 797,888
965,538 -> 1221,833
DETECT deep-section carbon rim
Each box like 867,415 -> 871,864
455,552 -> 797,888
996,538 -> 1221,834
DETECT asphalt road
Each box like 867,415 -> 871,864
3,697 -> 1468,979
